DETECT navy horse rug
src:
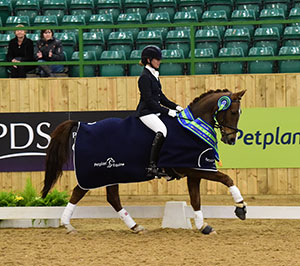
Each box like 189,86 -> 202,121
74,114 -> 217,189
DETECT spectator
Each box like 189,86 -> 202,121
34,29 -> 64,77
6,24 -> 35,78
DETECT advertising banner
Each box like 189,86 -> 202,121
0,111 -> 133,172
218,107 -> 300,168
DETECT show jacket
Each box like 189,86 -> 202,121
136,68 -> 177,117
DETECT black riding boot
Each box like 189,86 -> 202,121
147,132 -> 165,178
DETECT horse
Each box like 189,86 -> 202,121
41,89 -> 247,235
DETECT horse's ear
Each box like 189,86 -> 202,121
233,90 -> 246,100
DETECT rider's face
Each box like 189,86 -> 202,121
150,58 -> 161,69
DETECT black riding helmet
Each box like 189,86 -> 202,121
141,45 -> 162,67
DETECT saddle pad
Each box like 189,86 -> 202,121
74,115 -> 217,189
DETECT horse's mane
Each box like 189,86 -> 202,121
190,89 -> 231,106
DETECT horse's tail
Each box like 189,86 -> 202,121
41,120 -> 78,198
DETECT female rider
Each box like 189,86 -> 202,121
136,45 -> 183,178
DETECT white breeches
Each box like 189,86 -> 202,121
139,114 -> 167,137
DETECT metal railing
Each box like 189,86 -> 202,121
1,18 -> 300,77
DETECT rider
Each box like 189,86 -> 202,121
136,45 -> 184,178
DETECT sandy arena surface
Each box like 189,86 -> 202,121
1,195 -> 300,266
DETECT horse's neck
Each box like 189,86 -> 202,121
189,98 -> 216,126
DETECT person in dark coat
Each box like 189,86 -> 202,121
34,29 -> 64,77
6,24 -> 35,78
136,45 -> 184,178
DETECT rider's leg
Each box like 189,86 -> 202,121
139,114 -> 167,177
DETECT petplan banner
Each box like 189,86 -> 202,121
218,107 -> 300,168
0,111 -> 133,172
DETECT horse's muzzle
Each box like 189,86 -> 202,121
221,130 -> 237,145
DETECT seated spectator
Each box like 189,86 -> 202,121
6,24 -> 35,78
34,29 -> 64,77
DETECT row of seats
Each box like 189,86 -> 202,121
0,46 -> 298,77
0,0 -> 299,23
1,25 -> 299,60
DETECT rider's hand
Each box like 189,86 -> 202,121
168,109 -> 177,117
176,105 -> 184,112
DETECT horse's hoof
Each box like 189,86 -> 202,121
234,202 -> 247,220
131,224 -> 146,234
63,224 -> 77,234
200,223 -> 216,235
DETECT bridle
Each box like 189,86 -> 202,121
214,99 -> 241,138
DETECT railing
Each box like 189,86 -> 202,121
1,19 -> 300,77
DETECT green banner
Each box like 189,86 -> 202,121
218,107 -> 300,169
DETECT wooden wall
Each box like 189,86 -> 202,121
0,74 -> 299,196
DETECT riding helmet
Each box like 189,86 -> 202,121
140,45 -> 162,66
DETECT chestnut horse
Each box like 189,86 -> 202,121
42,89 -> 247,234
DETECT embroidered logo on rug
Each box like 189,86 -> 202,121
94,157 -> 125,168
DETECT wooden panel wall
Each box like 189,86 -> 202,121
0,74 -> 299,196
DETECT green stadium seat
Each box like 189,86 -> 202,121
165,29 -> 190,58
152,0 -> 177,22
83,31 -> 105,58
248,46 -> 274,73
69,0 -> 94,22
89,14 -> 114,41
129,49 -> 143,76
15,0 -> 40,25
54,32 -> 77,60
173,10 -> 198,31
160,49 -> 185,76
0,53 -> 8,78
33,15 -> 58,28
69,51 -> 97,77
6,16 -> 30,34
259,8 -> 285,35
26,33 -> 40,44
264,0 -> 289,17
117,13 -> 142,40
0,33 -> 15,54
236,0 -> 262,17
253,27 -> 280,55
188,48 -> 215,75
61,15 -> 86,41
95,0 -> 122,23
195,29 -> 221,57
278,46 -> 300,73
42,0 -> 67,24
99,50 -> 126,77
231,9 -> 256,36
224,28 -> 251,55
145,12 -> 170,40
124,0 -> 150,23
201,10 -> 228,37
178,0 -> 204,20
136,30 -> 163,50
218,47 -> 244,74
282,26 -> 300,47
0,0 -> 12,26
107,31 -> 134,59
206,0 -> 234,19
288,8 -> 300,27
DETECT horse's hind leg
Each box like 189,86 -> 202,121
106,185 -> 145,233
61,185 -> 88,233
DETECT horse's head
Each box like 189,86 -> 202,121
214,90 -> 246,145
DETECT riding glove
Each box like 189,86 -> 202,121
176,106 -> 184,112
168,109 -> 177,117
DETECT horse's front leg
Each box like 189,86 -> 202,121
198,170 -> 247,220
187,176 -> 215,235
61,185 -> 89,233
106,184 -> 145,233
